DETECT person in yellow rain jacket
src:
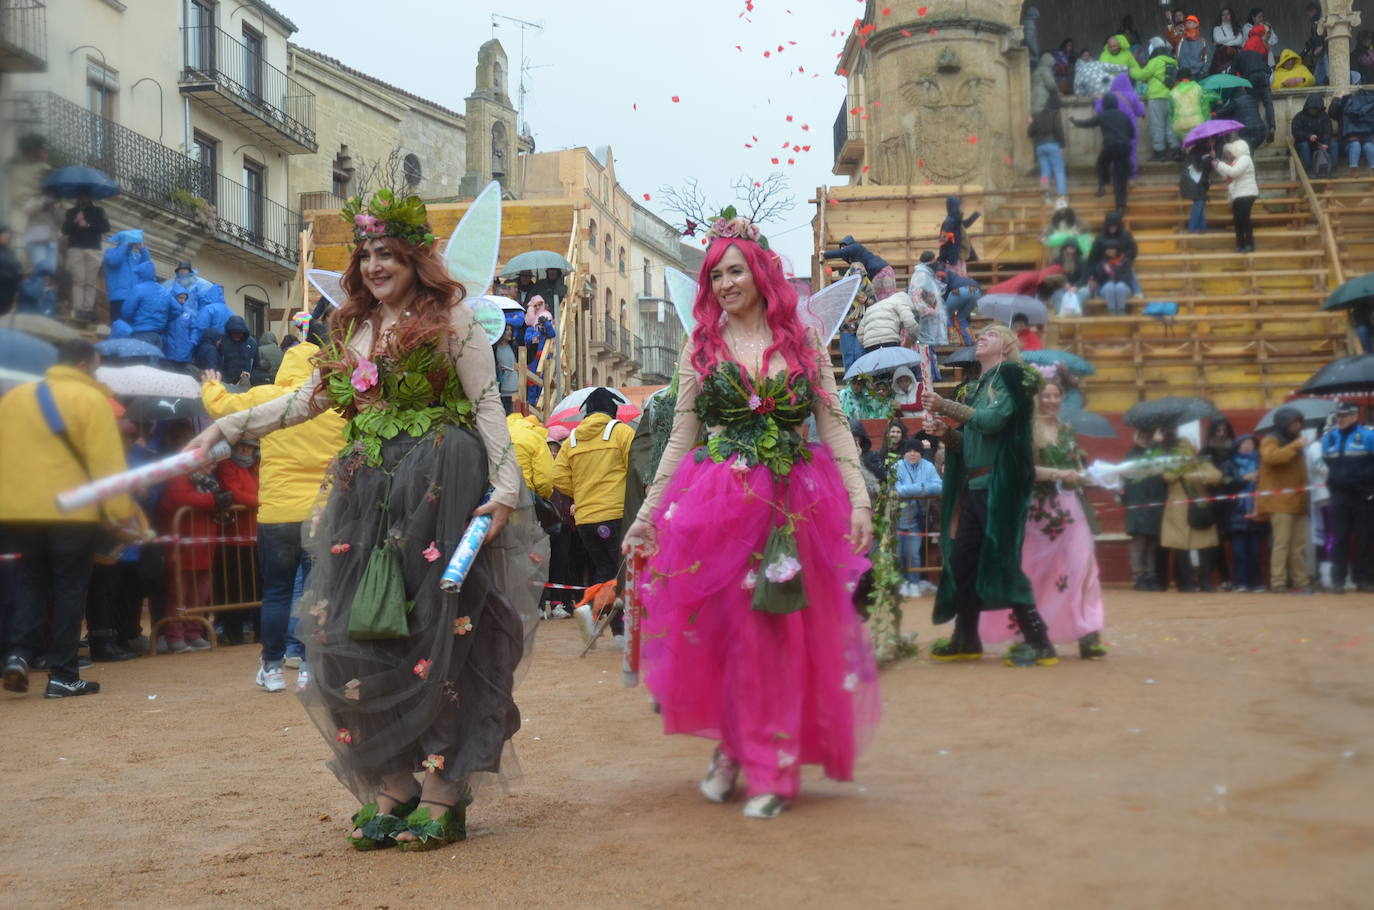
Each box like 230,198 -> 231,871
506,412 -> 553,499
1272,49 -> 1317,90
201,339 -> 344,693
551,389 -> 634,638
2,339 -> 142,697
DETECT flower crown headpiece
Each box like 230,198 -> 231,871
341,189 -> 436,248
706,206 -> 770,250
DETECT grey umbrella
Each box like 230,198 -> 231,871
1255,398 -> 1336,432
976,293 -> 1048,325
1122,396 -> 1222,430
499,250 -> 573,277
843,346 -> 922,381
941,345 -> 978,367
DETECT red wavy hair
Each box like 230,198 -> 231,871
688,237 -> 818,385
334,237 -> 464,350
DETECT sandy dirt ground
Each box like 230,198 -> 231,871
2,588 -> 1372,910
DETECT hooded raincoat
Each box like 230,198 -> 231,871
1272,49 -> 1316,90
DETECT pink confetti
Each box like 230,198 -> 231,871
671,95 -> 680,102
643,193 -> 651,201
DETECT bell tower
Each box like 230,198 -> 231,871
460,39 -> 519,197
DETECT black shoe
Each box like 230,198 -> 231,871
2,655 -> 29,693
78,636 -> 90,650
1358,584 -> 1374,594
78,656 -> 92,669
44,678 -> 100,698
1199,584 -> 1217,593
90,638 -> 139,662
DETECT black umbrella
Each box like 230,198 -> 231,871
121,396 -> 207,423
941,345 -> 978,367
1122,396 -> 1222,430
1062,408 -> 1118,438
1299,354 -> 1374,396
1255,398 -> 1336,433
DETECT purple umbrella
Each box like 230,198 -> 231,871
1183,119 -> 1246,149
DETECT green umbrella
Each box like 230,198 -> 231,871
1024,349 -> 1096,376
1200,73 -> 1252,91
1321,273 -> 1374,311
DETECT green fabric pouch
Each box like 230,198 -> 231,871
348,544 -> 411,640
751,525 -> 808,615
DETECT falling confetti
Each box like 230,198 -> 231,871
918,5 -> 928,15
901,29 -> 911,37
771,157 -> 780,164
642,193 -> 651,201
671,95 -> 680,103
786,114 -> 794,121
882,7 -> 892,14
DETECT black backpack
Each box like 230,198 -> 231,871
1163,61 -> 1179,89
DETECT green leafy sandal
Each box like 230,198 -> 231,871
395,800 -> 468,852
347,791 -> 421,851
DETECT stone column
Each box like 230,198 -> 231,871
1322,1 -> 1363,94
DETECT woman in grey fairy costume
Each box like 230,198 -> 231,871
185,189 -> 545,851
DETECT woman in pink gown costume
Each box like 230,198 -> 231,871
623,219 -> 879,819
979,372 -> 1107,659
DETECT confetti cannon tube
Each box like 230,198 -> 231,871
439,514 -> 492,593
56,442 -> 232,513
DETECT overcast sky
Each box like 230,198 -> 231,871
284,0 -> 858,272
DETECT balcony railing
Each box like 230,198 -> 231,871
0,0 -> 46,72
11,91 -> 300,268
603,314 -> 617,353
619,325 -> 631,359
180,25 -> 316,154
833,94 -> 865,170
637,344 -> 678,380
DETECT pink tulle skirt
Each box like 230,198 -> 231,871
639,445 -> 879,800
980,489 -> 1105,645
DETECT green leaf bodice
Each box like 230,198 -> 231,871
693,362 -> 816,476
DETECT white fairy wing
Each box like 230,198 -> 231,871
305,269 -> 345,309
797,274 -> 861,347
663,267 -> 699,336
443,181 -> 503,303
469,295 -> 511,345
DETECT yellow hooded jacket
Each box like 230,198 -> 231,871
550,411 -> 634,524
0,366 -> 138,523
506,413 -> 553,498
1100,34 -> 1137,69
201,342 -> 345,525
1272,49 -> 1316,90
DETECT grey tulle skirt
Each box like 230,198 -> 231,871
295,425 -> 547,802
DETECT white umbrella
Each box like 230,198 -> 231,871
550,386 -> 628,418
96,365 -> 202,399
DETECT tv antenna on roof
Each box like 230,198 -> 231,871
490,13 -> 544,134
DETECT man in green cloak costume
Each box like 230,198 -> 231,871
921,324 -> 1058,667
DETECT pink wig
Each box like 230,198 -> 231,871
688,237 -> 818,385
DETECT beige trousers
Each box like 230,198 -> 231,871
1268,512 -> 1310,590
67,247 -> 103,322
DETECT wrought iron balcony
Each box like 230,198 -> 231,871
0,0 -> 46,73
180,25 -> 316,154
833,94 -> 865,176
10,91 -> 300,272
601,314 -> 618,356
637,343 -> 678,382
619,325 -> 632,359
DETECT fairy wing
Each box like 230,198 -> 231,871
305,269 -> 345,309
443,181 -> 503,303
468,295 -> 511,345
663,267 -> 699,336
797,273 -> 861,347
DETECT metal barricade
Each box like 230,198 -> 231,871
150,505 -> 261,650
895,494 -> 943,587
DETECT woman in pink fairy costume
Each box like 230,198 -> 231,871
623,214 -> 879,819
978,363 -> 1107,660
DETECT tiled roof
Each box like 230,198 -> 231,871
245,0 -> 297,34
289,44 -> 466,121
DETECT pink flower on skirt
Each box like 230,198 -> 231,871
413,658 -> 432,680
330,542 -> 350,555
764,555 -> 802,584
742,569 -> 758,591
351,356 -> 379,392
336,728 -> 352,744
422,541 -> 441,563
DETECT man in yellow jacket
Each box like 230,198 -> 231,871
551,389 -> 634,640
201,340 -> 344,692
507,412 -> 553,499
1,340 -> 140,697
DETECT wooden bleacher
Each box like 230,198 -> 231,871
815,144 -> 1363,413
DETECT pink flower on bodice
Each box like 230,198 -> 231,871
351,355 -> 379,392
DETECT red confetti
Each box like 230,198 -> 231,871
754,181 -> 762,187
752,135 -> 759,141
918,5 -> 928,15
787,158 -> 795,165
901,29 -> 911,37
967,135 -> 978,144
792,144 -> 801,151
1003,154 -> 1014,165
839,67 -> 848,76
643,193 -> 651,201
860,37 -> 867,48
798,66 -> 805,73
744,144 -> 753,148
777,45 -> 784,52
827,197 -> 840,205
633,103 -> 638,110
771,157 -> 779,164
801,124 -> 810,131
786,114 -> 794,121
735,45 -> 743,51
801,144 -> 811,151
849,106 -> 863,115
917,158 -> 925,167
882,8 -> 892,15
929,27 -> 937,35
671,95 -> 680,103
859,23 -> 875,34
862,164 -> 869,172
763,50 -> 771,57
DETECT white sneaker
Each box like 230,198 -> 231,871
284,655 -> 302,669
574,604 -> 597,645
167,638 -> 191,654
295,666 -> 311,692
256,663 -> 286,692
900,582 -> 919,598
699,748 -> 740,803
552,606 -> 570,619
918,580 -> 939,596
742,794 -> 787,819
185,637 -> 212,651
611,634 -> 626,651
